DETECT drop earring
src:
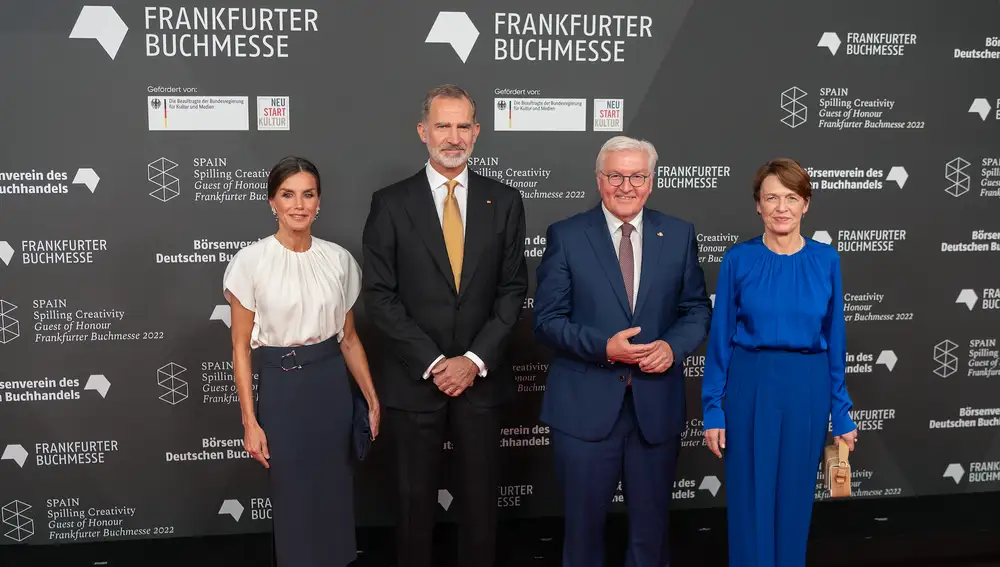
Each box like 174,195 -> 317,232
315,207 -> 320,220
271,209 -> 277,219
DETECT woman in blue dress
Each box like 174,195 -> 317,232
701,158 -> 858,567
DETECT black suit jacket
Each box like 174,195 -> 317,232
361,168 -> 528,412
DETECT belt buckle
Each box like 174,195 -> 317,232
280,350 -> 301,372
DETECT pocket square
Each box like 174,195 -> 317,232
352,391 -> 372,461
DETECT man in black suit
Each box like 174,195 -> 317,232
361,84 -> 528,567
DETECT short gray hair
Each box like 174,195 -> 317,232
421,84 -> 477,123
595,136 -> 658,173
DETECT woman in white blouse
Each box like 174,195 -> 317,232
223,156 -> 380,567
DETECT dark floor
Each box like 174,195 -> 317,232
3,494 -> 1000,566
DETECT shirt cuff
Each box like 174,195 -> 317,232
423,355 -> 445,380
702,408 -> 726,431
463,351 -> 488,377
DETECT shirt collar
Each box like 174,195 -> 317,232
601,201 -> 643,235
425,160 -> 469,191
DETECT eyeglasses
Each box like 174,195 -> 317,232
600,171 -> 649,188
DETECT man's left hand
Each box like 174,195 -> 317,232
638,340 -> 674,374
432,356 -> 478,397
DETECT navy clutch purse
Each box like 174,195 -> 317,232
352,391 -> 373,461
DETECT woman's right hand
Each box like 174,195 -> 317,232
704,428 -> 726,458
244,422 -> 270,468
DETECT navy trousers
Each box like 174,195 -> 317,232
553,389 -> 681,567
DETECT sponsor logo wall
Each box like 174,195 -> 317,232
0,0 -> 996,545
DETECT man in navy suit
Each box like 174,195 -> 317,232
533,136 -> 712,567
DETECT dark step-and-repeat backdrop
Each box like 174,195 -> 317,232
1,0 -> 998,547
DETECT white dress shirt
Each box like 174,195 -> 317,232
422,161 -> 488,380
601,202 -> 643,311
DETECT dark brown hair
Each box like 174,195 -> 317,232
267,156 -> 321,200
752,158 -> 811,202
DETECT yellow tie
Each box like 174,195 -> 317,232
442,179 -> 464,291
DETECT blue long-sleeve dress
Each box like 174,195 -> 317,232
701,235 -> 857,567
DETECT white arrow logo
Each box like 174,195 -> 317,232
699,475 -> 722,497
817,32 -> 841,55
218,499 -> 244,521
0,242 -> 13,266
84,374 -> 111,398
72,168 -> 100,193
943,463 -> 965,484
812,230 -> 833,245
885,166 -> 907,189
437,489 -> 454,511
69,6 -> 128,60
1,445 -> 28,468
425,12 -> 479,63
875,350 -> 897,372
210,305 -> 231,328
969,98 -> 991,121
956,289 -> 978,311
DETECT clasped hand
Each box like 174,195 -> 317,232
432,356 -> 478,397
606,327 -> 674,374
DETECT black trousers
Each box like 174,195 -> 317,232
385,395 -> 502,567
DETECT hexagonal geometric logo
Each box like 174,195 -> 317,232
0,300 -> 20,344
945,158 -> 971,198
933,340 -> 959,378
780,87 -> 808,128
2,500 -> 34,542
148,158 -> 180,202
157,362 -> 189,405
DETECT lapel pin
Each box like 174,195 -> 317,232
657,231 -> 663,237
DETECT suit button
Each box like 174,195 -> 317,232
619,375 -> 626,382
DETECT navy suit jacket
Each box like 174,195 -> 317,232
533,204 -> 712,444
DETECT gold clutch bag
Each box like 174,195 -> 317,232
823,439 -> 851,498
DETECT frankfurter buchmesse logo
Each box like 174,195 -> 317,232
0,241 -> 13,266
218,499 -> 243,521
969,98 -> 992,121
1,500 -> 34,542
933,340 -> 959,378
69,6 -> 128,60
438,489 -> 454,511
1,445 -> 28,468
425,12 -> 479,63
211,305 -> 231,328
943,463 -> 965,484
780,87 -> 808,128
